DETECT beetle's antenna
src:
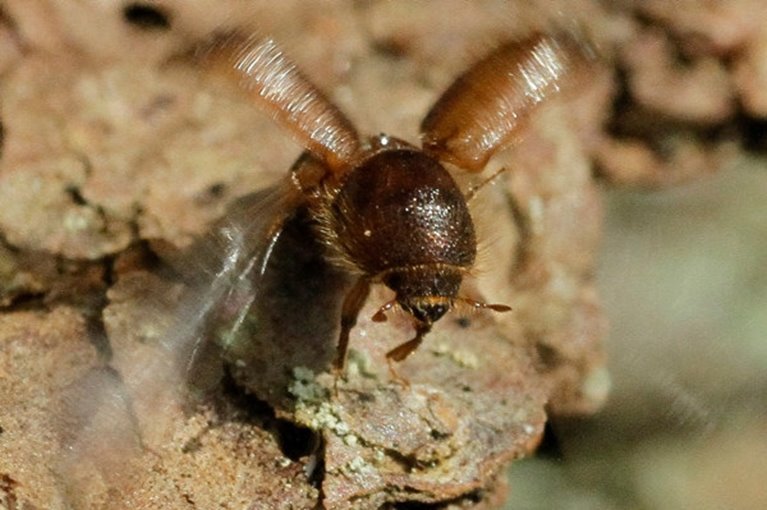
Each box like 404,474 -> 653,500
455,296 -> 511,315
371,299 -> 397,322
464,166 -> 508,203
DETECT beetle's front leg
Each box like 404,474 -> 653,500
333,276 -> 371,375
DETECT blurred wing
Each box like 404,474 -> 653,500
170,175 -> 305,370
195,32 -> 360,173
57,177 -> 303,498
420,32 -> 597,172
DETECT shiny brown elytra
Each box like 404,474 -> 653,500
195,30 -> 592,373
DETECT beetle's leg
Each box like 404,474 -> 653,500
386,323 -> 431,385
385,323 -> 431,385
333,277 -> 371,374
386,322 -> 431,362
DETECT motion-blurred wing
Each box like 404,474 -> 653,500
57,177 -> 303,500
180,176 -> 303,358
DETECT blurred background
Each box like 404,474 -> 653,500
509,156 -> 767,509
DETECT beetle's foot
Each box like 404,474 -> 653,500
386,358 -> 411,388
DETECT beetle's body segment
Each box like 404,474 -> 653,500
324,142 -> 476,275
